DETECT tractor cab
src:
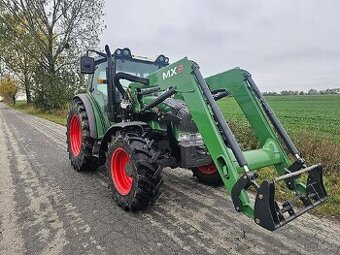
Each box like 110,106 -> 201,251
81,47 -> 169,94
80,47 -> 170,123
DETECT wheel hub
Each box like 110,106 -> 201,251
111,148 -> 133,195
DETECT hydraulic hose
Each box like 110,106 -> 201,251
192,64 -> 249,169
114,72 -> 149,99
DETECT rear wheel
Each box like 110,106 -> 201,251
106,132 -> 163,211
66,99 -> 95,171
191,163 -> 223,186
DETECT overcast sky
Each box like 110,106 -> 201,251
100,0 -> 340,92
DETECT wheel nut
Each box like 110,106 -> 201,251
255,218 -> 260,224
258,194 -> 263,199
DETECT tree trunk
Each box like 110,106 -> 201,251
24,77 -> 32,104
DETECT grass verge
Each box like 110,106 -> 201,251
228,120 -> 340,220
9,101 -> 67,126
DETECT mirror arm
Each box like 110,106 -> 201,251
86,49 -> 107,58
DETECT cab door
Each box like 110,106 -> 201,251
89,61 -> 111,134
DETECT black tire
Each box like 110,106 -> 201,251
106,131 -> 163,211
66,98 -> 96,171
191,164 -> 223,186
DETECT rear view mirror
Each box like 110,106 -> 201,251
80,56 -> 95,74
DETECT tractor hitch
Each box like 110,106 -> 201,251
232,164 -> 327,231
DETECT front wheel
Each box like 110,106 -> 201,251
106,132 -> 163,211
191,163 -> 223,186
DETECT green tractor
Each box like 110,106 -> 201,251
66,45 -> 327,231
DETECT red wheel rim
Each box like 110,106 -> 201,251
69,115 -> 82,156
197,164 -> 217,175
111,148 -> 133,195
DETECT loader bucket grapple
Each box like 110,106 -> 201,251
67,45 -> 327,232
232,164 -> 327,230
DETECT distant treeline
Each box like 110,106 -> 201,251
263,88 -> 340,96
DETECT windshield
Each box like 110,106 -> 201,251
115,59 -> 160,88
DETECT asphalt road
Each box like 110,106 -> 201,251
0,102 -> 339,255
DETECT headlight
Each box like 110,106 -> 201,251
178,133 -> 203,142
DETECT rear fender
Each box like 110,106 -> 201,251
73,94 -> 97,138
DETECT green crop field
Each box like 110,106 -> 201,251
219,94 -> 340,142
219,94 -> 340,219
267,95 -> 340,139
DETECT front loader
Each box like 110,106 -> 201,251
66,45 -> 327,231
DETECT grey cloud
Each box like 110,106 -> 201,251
100,0 -> 340,91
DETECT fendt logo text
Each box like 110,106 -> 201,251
162,64 -> 184,80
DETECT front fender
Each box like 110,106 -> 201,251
98,121 -> 149,164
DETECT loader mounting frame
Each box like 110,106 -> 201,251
139,58 -> 327,231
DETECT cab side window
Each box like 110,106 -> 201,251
92,62 -> 108,95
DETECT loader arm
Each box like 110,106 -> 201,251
135,58 -> 327,231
